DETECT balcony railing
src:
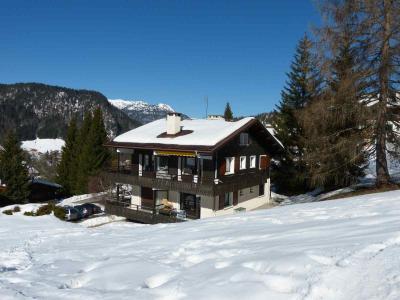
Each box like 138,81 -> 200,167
105,199 -> 186,224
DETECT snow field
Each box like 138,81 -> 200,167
1,190 -> 400,299
21,138 -> 65,153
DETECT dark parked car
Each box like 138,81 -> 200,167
64,206 -> 83,221
83,203 -> 102,214
75,203 -> 102,218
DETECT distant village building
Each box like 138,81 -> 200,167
207,114 -> 225,121
105,112 -> 283,223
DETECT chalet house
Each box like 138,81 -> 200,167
105,113 -> 283,223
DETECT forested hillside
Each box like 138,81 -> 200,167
0,83 -> 140,141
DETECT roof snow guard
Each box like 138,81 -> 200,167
107,117 -> 283,154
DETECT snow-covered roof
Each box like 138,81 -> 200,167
265,125 -> 284,148
113,117 -> 255,147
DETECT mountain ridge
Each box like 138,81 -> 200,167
0,82 -> 140,141
108,98 -> 176,124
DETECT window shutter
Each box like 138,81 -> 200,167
218,194 -> 225,210
233,191 -> 238,206
260,155 -> 271,170
219,159 -> 226,176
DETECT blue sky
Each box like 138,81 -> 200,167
0,0 -> 320,118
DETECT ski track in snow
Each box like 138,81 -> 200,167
1,191 -> 400,299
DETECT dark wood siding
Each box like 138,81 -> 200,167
234,156 -> 240,173
216,130 -> 270,178
219,158 -> 226,177
219,194 -> 225,210
233,190 -> 238,206
202,159 -> 215,183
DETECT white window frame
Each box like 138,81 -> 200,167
225,157 -> 235,175
239,156 -> 247,170
250,155 -> 256,168
240,133 -> 249,145
259,155 -> 267,170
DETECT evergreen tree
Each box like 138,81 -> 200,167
0,132 -> 30,203
317,0 -> 400,187
75,108 -> 109,194
74,111 -> 93,194
86,108 -> 110,171
301,36 -> 368,189
272,34 -> 321,194
224,102 -> 233,121
56,118 -> 78,195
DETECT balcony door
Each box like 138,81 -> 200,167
180,193 -> 200,219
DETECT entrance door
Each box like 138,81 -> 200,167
180,193 -> 200,219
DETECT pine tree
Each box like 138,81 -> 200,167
224,102 -> 233,121
56,118 -> 78,195
0,132 -> 30,203
74,111 -> 93,194
75,108 -> 109,194
272,34 -> 321,194
317,0 -> 400,187
86,108 -> 110,171
301,36 -> 368,189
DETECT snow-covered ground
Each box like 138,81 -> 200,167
1,191 -> 400,299
21,138 -> 65,153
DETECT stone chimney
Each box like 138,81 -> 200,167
166,112 -> 182,135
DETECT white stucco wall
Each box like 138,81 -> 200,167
128,180 -> 271,219
200,195 -> 216,218
167,191 -> 181,209
200,181 -> 271,219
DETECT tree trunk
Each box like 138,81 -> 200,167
375,0 -> 391,187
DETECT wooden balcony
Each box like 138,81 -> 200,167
106,166 -> 216,196
105,200 -> 185,224
105,166 -> 269,197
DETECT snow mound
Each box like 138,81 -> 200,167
1,190 -> 400,299
21,138 -> 65,153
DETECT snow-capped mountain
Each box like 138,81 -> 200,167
109,99 -> 176,124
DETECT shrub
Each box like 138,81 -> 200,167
53,206 -> 66,220
13,206 -> 21,213
24,211 -> 36,216
36,204 -> 54,216
2,209 -> 13,215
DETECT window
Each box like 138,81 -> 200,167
250,187 -> 254,193
183,157 -> 196,175
225,157 -> 235,174
250,155 -> 256,168
240,156 -> 246,170
156,156 -> 169,173
239,189 -> 244,197
143,154 -> 151,171
224,192 -> 233,207
240,133 -> 249,145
